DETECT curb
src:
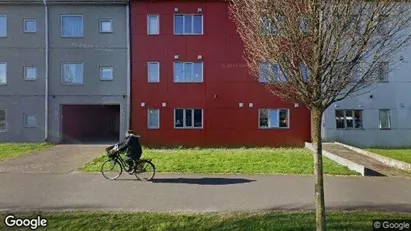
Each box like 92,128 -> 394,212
334,142 -> 411,173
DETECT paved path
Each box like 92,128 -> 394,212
0,145 -> 105,173
0,173 -> 410,212
323,143 -> 411,177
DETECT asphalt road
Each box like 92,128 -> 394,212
0,172 -> 410,213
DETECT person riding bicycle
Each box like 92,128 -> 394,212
110,130 -> 142,173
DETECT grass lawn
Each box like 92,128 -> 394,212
366,149 -> 411,164
80,148 -> 358,175
0,143 -> 53,161
0,211 -> 410,231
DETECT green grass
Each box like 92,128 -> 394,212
80,148 -> 358,175
366,149 -> 411,164
0,211 -> 409,231
0,143 -> 53,161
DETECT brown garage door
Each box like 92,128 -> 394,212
62,105 -> 120,143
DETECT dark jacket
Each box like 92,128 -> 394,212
118,135 -> 142,159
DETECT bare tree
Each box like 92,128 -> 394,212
229,0 -> 411,230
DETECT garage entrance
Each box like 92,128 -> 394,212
61,105 -> 120,143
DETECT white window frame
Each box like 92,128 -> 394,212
379,109 -> 391,130
0,109 -> 7,132
147,15 -> 160,35
173,62 -> 203,83
258,108 -> 290,129
0,15 -> 7,37
24,66 -> 37,81
99,66 -> 113,81
23,18 -> 37,33
0,62 -> 6,85
60,15 -> 84,38
259,62 -> 286,83
174,108 -> 203,129
335,110 -> 363,129
61,62 -> 84,85
147,109 -> 160,129
99,19 -> 113,33
173,14 -> 203,35
147,62 -> 160,83
23,113 -> 37,128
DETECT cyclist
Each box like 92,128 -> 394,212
110,130 -> 143,173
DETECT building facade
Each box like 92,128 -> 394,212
322,47 -> 411,148
129,0 -> 311,147
0,0 -> 130,143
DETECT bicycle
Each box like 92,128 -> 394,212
101,145 -> 156,181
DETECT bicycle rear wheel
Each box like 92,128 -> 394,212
134,160 -> 156,181
101,159 -> 122,180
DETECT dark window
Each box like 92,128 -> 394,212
335,110 -> 363,129
194,109 -> 202,128
175,109 -> 183,128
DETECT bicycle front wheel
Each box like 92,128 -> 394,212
101,159 -> 122,180
134,160 -> 156,181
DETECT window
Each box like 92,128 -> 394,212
23,19 -> 37,33
259,109 -> 289,128
174,15 -> 203,35
0,110 -> 6,132
62,63 -> 83,84
0,15 -> 6,37
100,67 -> 113,81
299,17 -> 309,33
377,15 -> 390,36
147,109 -> 160,129
99,19 -> 112,33
24,114 -> 37,128
335,110 -> 363,129
377,62 -> 389,82
261,16 -> 284,35
24,67 -> 37,80
0,63 -> 6,85
174,62 -> 203,82
259,62 -> 286,83
174,109 -> 203,128
379,109 -> 391,130
300,63 -> 310,82
147,15 -> 159,35
61,15 -> 83,37
148,62 -> 160,83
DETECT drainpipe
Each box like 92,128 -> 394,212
126,3 -> 131,132
43,0 -> 49,142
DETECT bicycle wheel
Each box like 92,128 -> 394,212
134,160 -> 156,181
101,159 -> 122,180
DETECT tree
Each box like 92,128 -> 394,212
229,0 -> 411,230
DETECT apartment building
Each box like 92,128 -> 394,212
322,48 -> 411,148
129,0 -> 311,147
0,0 -> 130,143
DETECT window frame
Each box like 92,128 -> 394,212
174,108 -> 204,129
0,62 -> 7,85
0,15 -> 7,38
60,15 -> 84,38
173,14 -> 203,35
23,113 -> 37,128
23,66 -> 37,81
147,14 -> 160,35
258,108 -> 290,129
99,19 -> 113,33
23,18 -> 37,33
173,62 -> 204,83
147,109 -> 160,129
61,62 -> 84,85
147,62 -> 160,83
335,109 -> 363,129
379,109 -> 391,130
377,61 -> 389,83
0,109 -> 7,132
99,66 -> 113,81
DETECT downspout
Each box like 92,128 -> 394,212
126,2 -> 131,132
43,0 -> 49,142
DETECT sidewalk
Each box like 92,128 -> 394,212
0,172 -> 410,212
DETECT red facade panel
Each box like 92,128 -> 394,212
130,0 -> 311,147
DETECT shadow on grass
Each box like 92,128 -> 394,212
150,177 -> 256,185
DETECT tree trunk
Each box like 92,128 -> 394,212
311,107 -> 326,231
